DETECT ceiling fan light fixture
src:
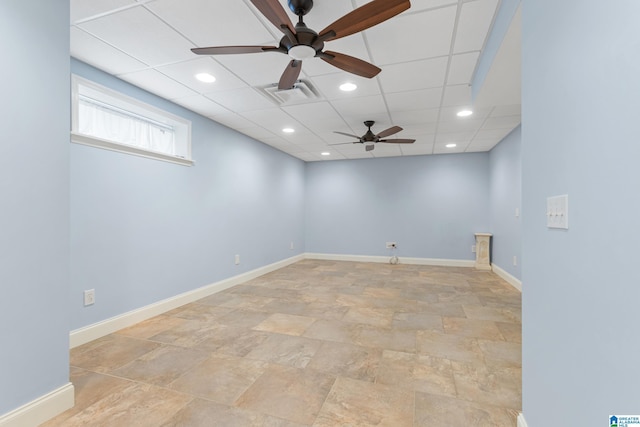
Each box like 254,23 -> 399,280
288,45 -> 316,61
457,109 -> 473,117
195,72 -> 216,83
339,82 -> 357,92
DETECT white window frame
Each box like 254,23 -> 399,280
71,75 -> 193,166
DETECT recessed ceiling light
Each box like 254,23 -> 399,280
445,143 -> 457,148
339,82 -> 357,92
321,152 -> 331,156
195,73 -> 216,83
457,109 -> 473,117
282,128 -> 295,133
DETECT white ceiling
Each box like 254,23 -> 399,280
70,0 -> 520,162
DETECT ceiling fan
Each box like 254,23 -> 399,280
191,0 -> 411,89
332,120 -> 416,151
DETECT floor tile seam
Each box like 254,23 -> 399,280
69,366 -> 204,404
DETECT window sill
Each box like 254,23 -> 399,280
71,132 -> 194,167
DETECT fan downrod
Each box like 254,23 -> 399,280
288,0 -> 313,16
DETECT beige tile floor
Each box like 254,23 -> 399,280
42,260 -> 521,427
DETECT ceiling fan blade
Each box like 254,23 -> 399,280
375,125 -> 403,138
250,0 -> 296,35
191,46 -> 277,55
380,138 -> 416,144
321,51 -> 381,78
319,0 -> 410,41
328,142 -> 360,146
334,131 -> 362,139
278,60 -> 302,90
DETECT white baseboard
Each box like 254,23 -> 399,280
491,263 -> 522,292
0,383 -> 74,427
70,254 -> 304,348
517,413 -> 528,427
305,253 -> 475,268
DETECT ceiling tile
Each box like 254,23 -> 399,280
71,0 -> 136,24
435,131 -> 476,144
378,57 -> 448,93
241,108 -> 303,135
240,126 -> 277,140
210,112 -> 257,130
281,102 -> 349,133
399,144 -> 434,156
291,152 -> 321,162
283,132 -> 325,145
447,52 -> 480,85
401,134 -> 436,147
453,0 -> 499,53
482,116 -> 521,130
465,140 -> 499,151
437,118 -> 484,133
439,106 -> 492,122
473,128 -> 513,141
119,69 -> 197,99
78,6 -> 195,66
146,0 -> 275,47
156,57 -> 247,94
171,94 -> 230,117
401,124 -> 438,137
330,95 -> 389,126
441,84 -> 472,107
390,109 -> 440,127
71,27 -> 148,75
365,6 -> 457,65
386,87 -> 443,112
204,87 -> 275,112
311,73 -> 381,101
434,144 -> 466,154
490,104 -> 521,117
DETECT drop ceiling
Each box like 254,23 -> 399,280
70,0 -> 521,162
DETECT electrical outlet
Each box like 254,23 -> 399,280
472,245 -> 476,253
235,254 -> 240,265
386,242 -> 397,249
84,289 -> 95,306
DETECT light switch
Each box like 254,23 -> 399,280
547,194 -> 569,229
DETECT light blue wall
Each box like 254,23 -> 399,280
0,0 -> 70,415
522,1 -> 640,424
489,126 -> 521,279
305,154 -> 490,260
70,60 -> 305,330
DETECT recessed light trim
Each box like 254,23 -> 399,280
321,152 -> 331,156
445,143 -> 457,148
195,73 -> 216,83
282,127 -> 295,134
339,82 -> 357,92
457,109 -> 473,117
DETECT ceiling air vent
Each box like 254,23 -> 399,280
259,80 -> 321,106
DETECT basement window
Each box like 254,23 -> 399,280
71,75 -> 192,166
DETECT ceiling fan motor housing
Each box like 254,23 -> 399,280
288,0 -> 314,16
